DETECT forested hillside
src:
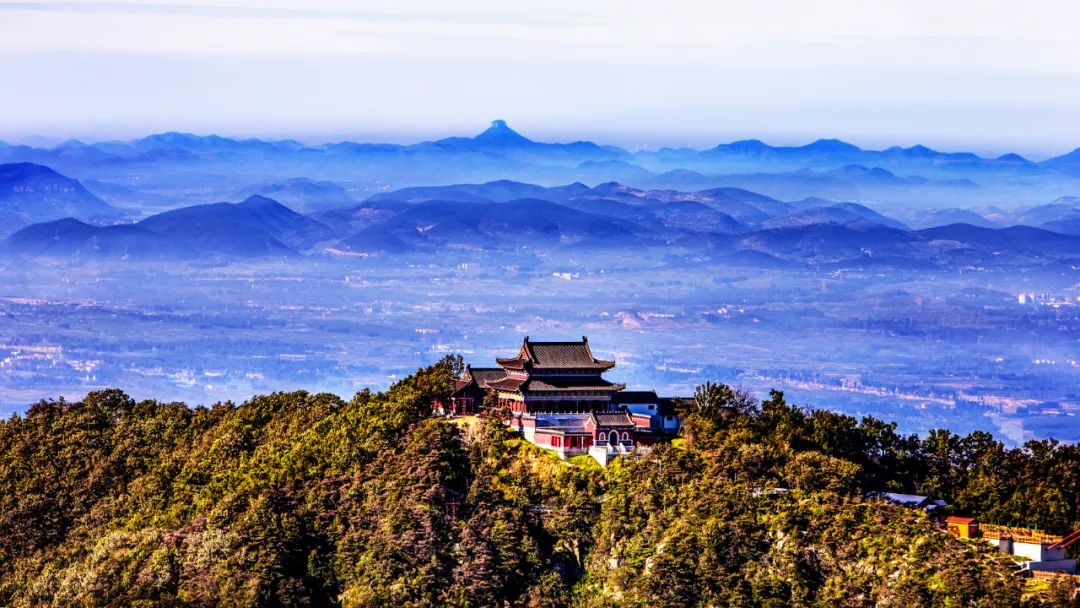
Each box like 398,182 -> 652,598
1,359 -> 1078,607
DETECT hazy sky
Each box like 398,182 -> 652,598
2,0 -> 1080,156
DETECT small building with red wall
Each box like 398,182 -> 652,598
520,410 -> 641,462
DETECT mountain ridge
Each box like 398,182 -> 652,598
4,121 -> 1075,172
7,177 -> 1080,267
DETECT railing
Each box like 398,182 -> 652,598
1032,571 -> 1080,581
1049,529 -> 1080,550
591,441 -> 634,452
982,524 -> 1064,545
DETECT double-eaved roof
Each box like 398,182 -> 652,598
497,336 -> 616,371
457,352 -> 627,393
453,337 -> 629,402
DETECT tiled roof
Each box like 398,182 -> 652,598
875,492 -> 931,505
454,366 -> 510,395
532,413 -> 592,433
527,338 -> 615,369
468,367 -> 508,387
486,377 -> 526,391
946,516 -> 977,524
497,336 -> 615,370
523,377 -> 625,392
871,492 -> 949,511
593,412 -> 635,427
496,356 -> 527,370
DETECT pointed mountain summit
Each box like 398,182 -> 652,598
422,119 -> 625,161
473,119 -> 534,146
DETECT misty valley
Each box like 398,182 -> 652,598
1,121 -> 1079,446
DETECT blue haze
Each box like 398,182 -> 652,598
0,121 -> 1078,446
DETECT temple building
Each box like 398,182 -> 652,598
448,366 -> 506,415
448,336 -> 625,414
444,336 -> 682,464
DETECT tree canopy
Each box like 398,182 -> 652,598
0,359 -> 1077,607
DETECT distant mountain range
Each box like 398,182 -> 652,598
3,131 -> 1080,268
366,179 -> 591,204
760,202 -> 908,231
338,198 -> 636,254
2,121 -> 1079,211
6,174 -> 1080,265
909,208 -> 1001,230
637,138 -> 1052,176
5,121 -> 1079,175
3,218 -> 194,259
3,195 -> 331,259
238,178 -> 358,214
1013,199 -> 1080,231
319,179 -> 1080,264
138,195 -> 333,253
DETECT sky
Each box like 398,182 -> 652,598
1,0 -> 1080,157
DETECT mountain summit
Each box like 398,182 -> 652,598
473,119 -> 533,146
0,162 -> 122,226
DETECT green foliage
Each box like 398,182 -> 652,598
0,372 -> 1075,607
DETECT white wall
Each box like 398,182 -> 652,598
1013,542 -> 1067,562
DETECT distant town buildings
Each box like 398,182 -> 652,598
1017,291 -> 1080,308
441,336 -> 683,465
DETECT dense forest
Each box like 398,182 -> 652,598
1,357 -> 1079,607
